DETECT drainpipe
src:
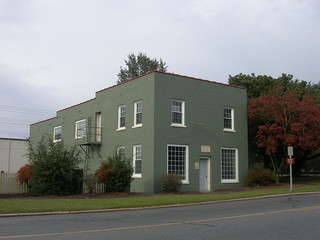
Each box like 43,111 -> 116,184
8,139 -> 11,173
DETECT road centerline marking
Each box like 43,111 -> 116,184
1,205 -> 319,239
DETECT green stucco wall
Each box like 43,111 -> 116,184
30,72 -> 248,193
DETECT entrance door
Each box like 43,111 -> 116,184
96,112 -> 101,142
199,157 -> 210,191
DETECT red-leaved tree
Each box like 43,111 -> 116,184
16,163 -> 34,186
248,90 -> 320,182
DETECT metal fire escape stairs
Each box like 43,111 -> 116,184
77,117 -> 103,168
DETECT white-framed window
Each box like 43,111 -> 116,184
167,144 -> 189,184
117,105 -> 126,131
221,148 -> 239,183
117,146 -> 125,161
53,126 -> 62,142
223,107 -> 235,132
133,100 -> 142,128
171,99 -> 186,127
133,145 -> 142,178
75,119 -> 86,139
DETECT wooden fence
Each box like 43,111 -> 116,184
0,172 -> 29,194
0,172 -> 107,195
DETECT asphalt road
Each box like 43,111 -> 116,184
0,193 -> 319,240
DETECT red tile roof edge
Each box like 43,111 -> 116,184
30,117 -> 56,126
31,71 -> 245,126
96,71 -> 245,94
57,98 -> 96,113
31,98 -> 95,126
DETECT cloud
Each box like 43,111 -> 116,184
0,0 -> 319,138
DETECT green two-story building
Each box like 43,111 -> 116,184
30,71 -> 248,193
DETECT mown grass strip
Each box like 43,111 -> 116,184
0,184 -> 319,214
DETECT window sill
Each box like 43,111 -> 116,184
171,124 -> 187,128
75,136 -> 85,139
132,124 -> 142,129
132,174 -> 142,179
181,181 -> 189,184
223,129 -> 236,133
221,180 -> 239,184
116,127 -> 126,132
53,139 -> 61,143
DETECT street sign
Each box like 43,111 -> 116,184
288,146 -> 293,157
286,158 -> 294,164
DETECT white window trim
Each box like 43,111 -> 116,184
167,144 -> 189,184
53,126 -> 62,142
132,145 -> 142,178
75,119 -> 86,139
221,147 -> 239,183
133,100 -> 143,128
223,107 -> 235,132
171,99 -> 186,128
117,105 -> 126,131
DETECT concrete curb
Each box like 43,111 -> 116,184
1,192 -> 319,218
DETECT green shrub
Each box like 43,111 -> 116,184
84,172 -> 98,194
161,174 -> 182,193
247,164 -> 277,186
95,151 -> 133,193
27,135 -> 82,196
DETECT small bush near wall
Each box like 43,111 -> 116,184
27,135 -> 82,196
161,174 -> 182,193
247,164 -> 277,186
95,151 -> 133,193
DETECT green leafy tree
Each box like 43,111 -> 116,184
228,73 -> 319,100
229,73 -> 320,172
27,135 -> 82,196
95,151 -> 133,192
117,52 -> 168,83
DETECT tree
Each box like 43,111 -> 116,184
117,52 -> 168,83
229,73 -> 320,170
248,90 -> 320,182
228,73 -> 319,100
27,135 -> 82,196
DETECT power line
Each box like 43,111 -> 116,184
0,105 -> 56,115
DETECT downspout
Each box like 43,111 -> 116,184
8,139 -> 11,172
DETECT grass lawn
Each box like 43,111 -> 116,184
0,176 -> 319,215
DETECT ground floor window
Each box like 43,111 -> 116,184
221,148 -> 238,183
133,145 -> 142,178
117,146 -> 125,161
167,144 -> 189,184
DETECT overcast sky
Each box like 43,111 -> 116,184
0,0 -> 319,139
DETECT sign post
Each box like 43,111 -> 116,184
287,146 -> 294,192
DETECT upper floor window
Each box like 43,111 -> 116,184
171,99 -> 185,127
223,107 -> 234,132
96,112 -> 102,142
53,126 -> 62,142
117,105 -> 126,130
75,119 -> 86,139
221,148 -> 238,183
133,100 -> 142,127
133,145 -> 142,178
